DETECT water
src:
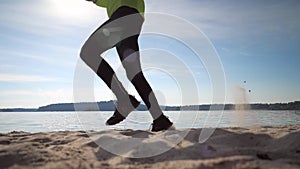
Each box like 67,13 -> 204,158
0,110 -> 299,133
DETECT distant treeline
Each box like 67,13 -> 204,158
165,101 -> 300,111
1,101 -> 299,112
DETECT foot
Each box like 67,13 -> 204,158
106,95 -> 140,125
151,114 -> 173,132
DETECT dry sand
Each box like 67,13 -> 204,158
0,125 -> 299,169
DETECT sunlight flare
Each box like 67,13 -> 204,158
49,0 -> 98,20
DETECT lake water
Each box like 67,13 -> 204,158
0,110 -> 299,133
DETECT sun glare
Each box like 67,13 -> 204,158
50,0 -> 96,19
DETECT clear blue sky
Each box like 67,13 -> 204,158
0,0 -> 299,108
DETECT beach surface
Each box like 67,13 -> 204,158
0,125 -> 299,169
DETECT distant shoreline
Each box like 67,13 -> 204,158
1,101 -> 299,112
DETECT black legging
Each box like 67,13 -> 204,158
80,6 -> 162,119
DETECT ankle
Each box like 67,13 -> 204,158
153,114 -> 167,122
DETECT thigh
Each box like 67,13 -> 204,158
116,35 -> 143,80
83,6 -> 144,55
116,35 -> 140,61
82,19 -> 123,55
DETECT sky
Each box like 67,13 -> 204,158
0,0 -> 299,108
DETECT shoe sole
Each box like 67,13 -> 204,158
105,97 -> 140,126
151,124 -> 175,132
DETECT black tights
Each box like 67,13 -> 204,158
80,6 -> 162,119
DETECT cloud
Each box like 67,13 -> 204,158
0,88 -> 73,108
0,50 -> 52,63
0,74 -> 61,82
0,32 -> 79,70
146,0 -> 300,40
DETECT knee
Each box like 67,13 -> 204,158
122,54 -> 141,81
126,69 -> 143,82
80,43 -> 102,66
79,42 -> 106,72
80,43 -> 90,63
124,63 -> 143,82
130,71 -> 144,83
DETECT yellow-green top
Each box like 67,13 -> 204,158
95,0 -> 145,18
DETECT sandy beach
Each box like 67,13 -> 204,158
0,125 -> 299,169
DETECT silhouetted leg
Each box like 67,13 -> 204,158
116,36 -> 163,120
80,20 -> 129,101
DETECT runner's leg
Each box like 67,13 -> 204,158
116,36 -> 163,120
80,20 -> 129,101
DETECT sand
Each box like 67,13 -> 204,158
0,125 -> 299,169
